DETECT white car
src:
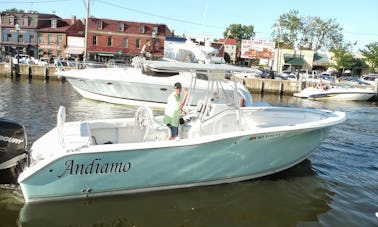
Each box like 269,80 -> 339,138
360,74 -> 378,85
12,54 -> 31,64
37,57 -> 49,66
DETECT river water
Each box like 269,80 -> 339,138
0,76 -> 377,227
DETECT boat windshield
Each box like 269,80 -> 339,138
164,47 -> 198,63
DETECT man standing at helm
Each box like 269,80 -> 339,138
163,82 -> 188,140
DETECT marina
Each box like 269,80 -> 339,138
0,77 -> 377,226
1,62 -> 377,98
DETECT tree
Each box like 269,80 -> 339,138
329,46 -> 356,73
4,8 -> 39,13
223,24 -> 254,43
360,42 -> 378,73
273,10 -> 303,49
272,10 -> 344,51
307,17 -> 343,51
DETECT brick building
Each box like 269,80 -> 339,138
218,38 -> 238,64
86,17 -> 173,62
0,11 -> 84,60
0,11 -> 173,63
37,16 -> 84,58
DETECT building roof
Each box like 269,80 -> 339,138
218,38 -> 237,45
87,17 -> 171,36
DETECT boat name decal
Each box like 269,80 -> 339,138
57,158 -> 131,178
0,135 -> 24,144
249,133 -> 281,141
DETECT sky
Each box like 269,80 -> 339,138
2,0 -> 378,52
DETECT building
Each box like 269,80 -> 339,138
37,16 -> 84,58
86,17 -> 173,62
0,12 -> 57,59
218,38 -> 238,64
0,11 -> 84,60
0,11 -> 173,63
64,16 -> 86,59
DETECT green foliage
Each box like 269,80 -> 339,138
223,24 -> 254,42
272,10 -> 344,51
4,8 -> 39,13
360,42 -> 378,72
329,47 -> 356,71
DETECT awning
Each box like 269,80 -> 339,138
97,53 -> 114,57
284,54 -> 305,65
313,53 -> 329,66
64,47 -> 84,55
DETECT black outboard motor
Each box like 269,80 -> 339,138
0,118 -> 28,184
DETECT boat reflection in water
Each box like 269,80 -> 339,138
18,159 -> 332,227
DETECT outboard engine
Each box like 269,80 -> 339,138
0,118 -> 28,184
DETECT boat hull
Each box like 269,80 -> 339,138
19,126 -> 330,203
294,87 -> 377,101
308,92 -> 376,101
62,68 -> 241,108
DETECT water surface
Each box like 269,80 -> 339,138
0,77 -> 377,226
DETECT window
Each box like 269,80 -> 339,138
92,35 -> 97,45
18,34 -> 23,43
51,19 -> 57,29
155,40 -> 160,49
136,39 -> 141,49
123,38 -> 128,48
139,24 -> 145,33
97,20 -> 102,30
107,37 -> 112,47
38,34 -> 44,44
30,34 -> 35,43
57,34 -> 62,45
9,16 -> 14,25
23,17 -> 29,26
48,34 -> 54,44
119,23 -> 125,31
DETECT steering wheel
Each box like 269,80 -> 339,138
135,106 -> 154,129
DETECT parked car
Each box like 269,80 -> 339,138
260,69 -> 276,79
360,74 -> 378,85
275,73 -> 288,80
318,72 -> 335,83
338,76 -> 370,86
276,71 -> 297,80
37,57 -> 49,66
298,69 -> 314,79
12,54 -> 35,64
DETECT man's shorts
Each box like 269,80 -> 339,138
167,124 -> 178,137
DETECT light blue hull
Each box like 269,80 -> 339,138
19,127 -> 329,203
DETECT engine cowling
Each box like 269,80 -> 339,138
0,118 -> 28,184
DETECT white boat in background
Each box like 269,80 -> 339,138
294,85 -> 377,101
360,74 -> 378,86
58,60 -> 254,108
57,39 -> 258,108
0,63 -> 345,203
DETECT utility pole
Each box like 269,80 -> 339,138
15,23 -> 20,76
276,23 -> 281,73
84,0 -> 89,59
